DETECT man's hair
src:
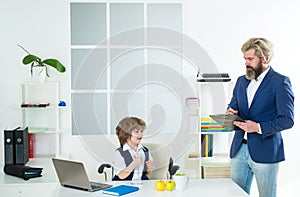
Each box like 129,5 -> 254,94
116,117 -> 146,147
241,38 -> 273,64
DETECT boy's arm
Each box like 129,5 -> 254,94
146,160 -> 154,175
116,155 -> 142,179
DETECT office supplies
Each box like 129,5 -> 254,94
201,116 -> 232,132
102,185 -> 139,196
201,134 -> 213,157
15,127 -> 29,165
197,73 -> 231,82
4,128 -> 17,165
4,127 -> 29,165
209,114 -> 244,130
4,165 -> 43,180
52,158 -> 112,192
28,133 -> 34,158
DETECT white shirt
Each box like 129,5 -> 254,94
113,143 -> 153,180
245,66 -> 270,137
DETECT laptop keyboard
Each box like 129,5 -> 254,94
197,72 -> 231,82
90,182 -> 112,190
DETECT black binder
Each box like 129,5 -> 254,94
4,127 -> 19,165
4,165 -> 43,180
4,127 -> 29,165
15,127 -> 29,165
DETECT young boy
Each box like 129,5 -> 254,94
112,117 -> 154,181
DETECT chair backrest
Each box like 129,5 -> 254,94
143,143 -> 172,180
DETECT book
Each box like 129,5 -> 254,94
21,103 -> 50,108
201,164 -> 231,178
102,185 -> 139,196
28,133 -> 34,158
188,152 -> 199,159
4,165 -> 43,180
200,117 -> 232,132
201,134 -> 213,157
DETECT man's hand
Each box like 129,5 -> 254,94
227,107 -> 259,133
234,120 -> 259,133
226,107 -> 238,114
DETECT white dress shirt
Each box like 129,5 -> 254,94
113,143 -> 153,180
245,66 -> 270,138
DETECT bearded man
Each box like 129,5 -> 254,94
226,38 -> 294,197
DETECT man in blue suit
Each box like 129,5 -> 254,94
226,38 -> 294,197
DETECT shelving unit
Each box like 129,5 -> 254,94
186,81 -> 234,178
20,82 -> 62,158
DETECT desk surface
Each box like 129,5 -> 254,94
0,158 -> 248,197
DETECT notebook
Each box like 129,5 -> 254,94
52,158 -> 112,192
102,185 -> 139,196
209,114 -> 245,130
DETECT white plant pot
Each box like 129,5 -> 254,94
31,66 -> 46,83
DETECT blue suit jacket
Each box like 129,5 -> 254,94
228,67 -> 294,163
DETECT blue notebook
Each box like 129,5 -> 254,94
102,185 -> 139,196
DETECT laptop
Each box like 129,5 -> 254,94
52,158 -> 112,192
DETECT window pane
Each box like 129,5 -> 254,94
148,4 -> 182,32
147,48 -> 182,73
71,3 -> 106,45
110,92 -> 146,133
110,49 -> 145,88
110,3 -> 144,45
71,49 -> 107,90
147,4 -> 182,47
72,93 -> 107,135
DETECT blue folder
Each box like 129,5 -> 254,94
102,185 -> 139,196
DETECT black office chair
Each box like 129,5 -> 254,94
98,163 -> 112,182
168,157 -> 180,179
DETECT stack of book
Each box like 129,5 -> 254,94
201,163 -> 231,179
201,117 -> 231,132
201,134 -> 213,157
185,97 -> 199,104
188,152 -> 199,159
21,103 -> 50,108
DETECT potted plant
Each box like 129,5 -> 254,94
18,45 -> 66,81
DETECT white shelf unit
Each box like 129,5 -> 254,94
186,82 -> 234,178
20,82 -> 61,158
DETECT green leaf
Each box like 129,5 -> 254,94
43,59 -> 66,73
22,54 -> 40,65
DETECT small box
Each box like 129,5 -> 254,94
201,165 -> 231,179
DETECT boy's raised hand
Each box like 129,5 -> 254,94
132,155 -> 142,167
146,160 -> 154,173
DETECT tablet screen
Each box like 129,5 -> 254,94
209,114 -> 244,130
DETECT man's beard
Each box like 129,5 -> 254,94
245,63 -> 263,80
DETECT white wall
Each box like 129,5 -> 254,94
183,1 -> 300,196
1,1 -> 300,196
0,0 -> 69,157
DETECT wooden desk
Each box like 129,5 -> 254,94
0,159 -> 248,197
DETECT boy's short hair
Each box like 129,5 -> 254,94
116,117 -> 146,147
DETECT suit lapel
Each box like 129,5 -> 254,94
240,77 -> 251,114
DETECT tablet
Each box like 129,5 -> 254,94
209,114 -> 245,130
